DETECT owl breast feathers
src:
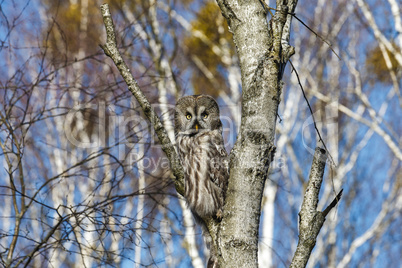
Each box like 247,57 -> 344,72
174,95 -> 229,219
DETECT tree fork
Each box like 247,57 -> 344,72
290,147 -> 343,268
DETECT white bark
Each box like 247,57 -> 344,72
258,180 -> 277,268
215,1 -> 297,266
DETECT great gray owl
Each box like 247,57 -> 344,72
174,94 -> 229,267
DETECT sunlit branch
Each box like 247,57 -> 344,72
99,3 -> 184,195
290,147 -> 342,268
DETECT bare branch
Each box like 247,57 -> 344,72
290,147 -> 342,268
289,60 -> 336,167
15,215 -> 67,268
322,189 -> 343,218
291,14 -> 341,60
99,4 -> 184,195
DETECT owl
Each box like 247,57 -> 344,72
174,94 -> 229,267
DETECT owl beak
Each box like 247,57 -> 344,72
195,123 -> 199,132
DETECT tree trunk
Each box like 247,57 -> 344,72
215,0 -> 297,266
100,1 -> 297,266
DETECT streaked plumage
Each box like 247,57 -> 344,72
174,94 -> 229,267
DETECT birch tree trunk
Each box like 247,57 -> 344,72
100,1 -> 297,266
214,0 -> 297,266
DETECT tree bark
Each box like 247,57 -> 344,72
214,0 -> 296,266
290,147 -> 343,268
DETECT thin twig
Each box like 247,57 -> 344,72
322,189 -> 343,217
289,60 -> 336,167
291,14 -> 341,60
263,4 -> 341,60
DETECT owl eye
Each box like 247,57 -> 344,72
186,114 -> 192,120
202,113 -> 208,119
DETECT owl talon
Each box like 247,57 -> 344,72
215,209 -> 223,220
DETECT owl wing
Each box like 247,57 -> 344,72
209,134 -> 229,191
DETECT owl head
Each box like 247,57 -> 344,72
174,95 -> 222,136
